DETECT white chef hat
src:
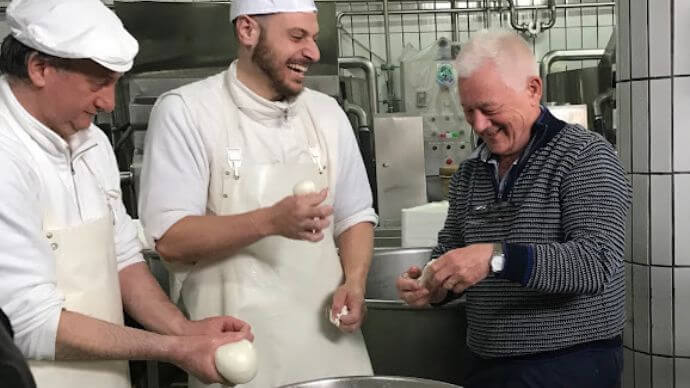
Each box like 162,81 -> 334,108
6,0 -> 139,73
230,0 -> 317,22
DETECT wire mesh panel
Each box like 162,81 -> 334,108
336,0 -> 615,107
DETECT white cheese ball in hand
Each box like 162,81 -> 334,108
328,306 -> 350,328
293,180 -> 317,195
417,259 -> 437,287
214,339 -> 258,384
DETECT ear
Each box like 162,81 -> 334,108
525,76 -> 542,107
25,52 -> 49,88
235,15 -> 261,48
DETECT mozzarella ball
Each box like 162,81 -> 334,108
293,180 -> 317,195
417,259 -> 437,287
214,339 -> 258,384
328,305 -> 350,328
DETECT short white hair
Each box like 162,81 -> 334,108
455,29 -> 538,91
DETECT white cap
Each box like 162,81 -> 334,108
230,0 -> 317,22
7,0 -> 139,73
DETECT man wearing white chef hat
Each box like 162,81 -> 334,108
139,0 -> 377,386
0,1 -> 254,387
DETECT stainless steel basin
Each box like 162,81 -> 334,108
366,247 -> 432,300
362,248 -> 469,386
278,375 -> 462,387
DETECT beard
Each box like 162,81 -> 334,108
251,33 -> 306,100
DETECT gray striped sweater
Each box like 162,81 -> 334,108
433,108 -> 631,358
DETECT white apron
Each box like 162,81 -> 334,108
28,158 -> 130,388
181,74 -> 372,388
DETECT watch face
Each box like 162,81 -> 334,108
491,255 -> 505,273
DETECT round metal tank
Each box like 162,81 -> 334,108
362,248 -> 470,385
277,375 -> 462,388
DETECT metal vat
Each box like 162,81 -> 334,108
362,249 -> 469,385
278,375 -> 462,388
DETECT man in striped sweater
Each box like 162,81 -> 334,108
397,30 -> 631,388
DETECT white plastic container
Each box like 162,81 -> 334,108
401,201 -> 449,248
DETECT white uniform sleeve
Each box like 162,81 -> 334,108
138,94 -> 210,241
332,107 -> 378,237
99,135 -> 144,271
0,151 -> 63,360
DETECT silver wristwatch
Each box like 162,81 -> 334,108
490,242 -> 505,274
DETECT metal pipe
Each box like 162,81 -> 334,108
506,0 -> 556,34
120,171 -> 134,184
337,7 -> 486,25
592,88 -> 616,144
381,0 -> 397,112
554,2 -> 615,9
540,49 -> 605,103
593,88 -> 615,119
451,11 -> 458,42
382,0 -> 392,66
343,100 -> 369,138
338,56 -> 379,122
334,2 -> 615,28
507,1 -> 615,11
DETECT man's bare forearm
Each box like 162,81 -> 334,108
55,310 -> 178,362
118,262 -> 187,335
155,209 -> 272,264
336,222 -> 374,290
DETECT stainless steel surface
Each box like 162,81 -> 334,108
546,68 -> 603,130
373,115 -> 427,227
278,376 -> 462,388
540,49 -> 606,104
114,1 -> 338,76
374,228 -> 402,248
303,75 -> 341,98
366,247 -> 431,301
125,67 -> 224,129
361,248 -> 468,385
339,57 -> 378,124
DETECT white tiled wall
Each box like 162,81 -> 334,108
619,0 -> 690,386
674,0 -> 690,76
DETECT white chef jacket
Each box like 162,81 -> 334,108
139,61 -> 377,243
0,76 -> 144,360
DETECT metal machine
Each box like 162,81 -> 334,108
399,38 -> 474,179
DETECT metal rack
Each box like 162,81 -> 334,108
336,0 -> 616,111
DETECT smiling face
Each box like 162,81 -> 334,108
250,12 -> 320,99
458,61 -> 541,160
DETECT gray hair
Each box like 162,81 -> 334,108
455,29 -> 538,91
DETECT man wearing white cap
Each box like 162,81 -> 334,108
0,1 -> 254,387
139,0 -> 376,387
